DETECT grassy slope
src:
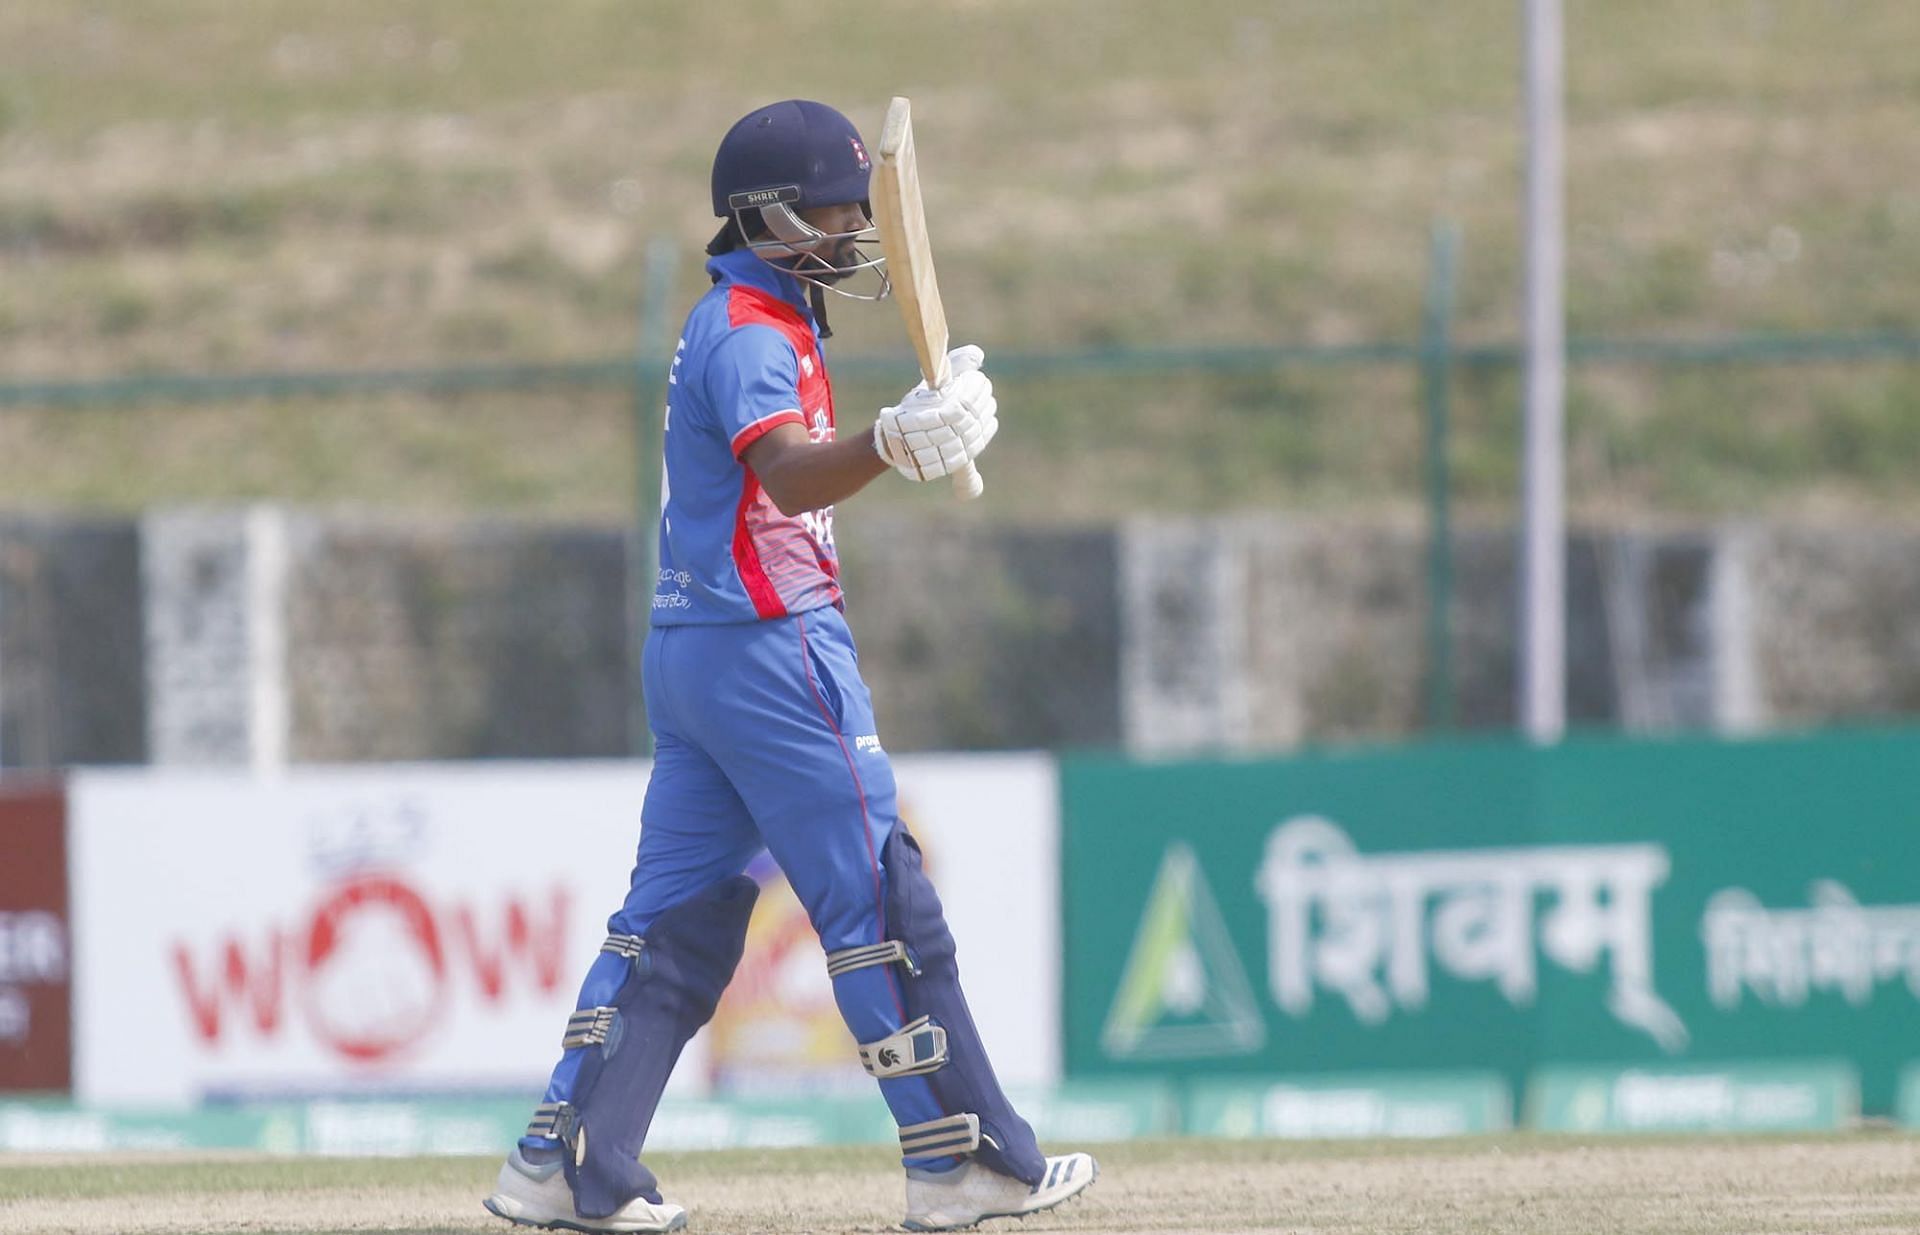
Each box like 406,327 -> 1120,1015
0,1 -> 1916,519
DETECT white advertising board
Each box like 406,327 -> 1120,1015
69,755 -> 1057,1107
892,754 -> 1060,1086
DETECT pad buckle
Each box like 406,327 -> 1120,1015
858,1014 -> 948,1079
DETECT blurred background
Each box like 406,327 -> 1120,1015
1,0 -> 1916,1155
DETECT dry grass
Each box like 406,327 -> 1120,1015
0,1 -> 1915,518
3,1135 -> 1920,1235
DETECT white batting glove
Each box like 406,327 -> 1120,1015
872,354 -> 999,483
943,343 -> 986,381
895,344 -> 987,395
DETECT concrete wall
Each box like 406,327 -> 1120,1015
281,514 -> 633,762
0,516 -> 146,769
0,507 -> 1915,768
839,519 -> 1121,752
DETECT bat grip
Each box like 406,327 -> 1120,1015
924,355 -> 983,501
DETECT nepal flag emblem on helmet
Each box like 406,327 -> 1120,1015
849,134 -> 870,171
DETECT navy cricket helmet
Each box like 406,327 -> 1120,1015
710,98 -> 873,219
706,100 -> 888,322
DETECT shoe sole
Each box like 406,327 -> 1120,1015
900,1159 -> 1100,1232
483,1194 -> 688,1234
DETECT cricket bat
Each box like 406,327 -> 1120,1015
870,96 -> 984,500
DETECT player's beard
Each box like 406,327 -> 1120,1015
808,236 -> 859,283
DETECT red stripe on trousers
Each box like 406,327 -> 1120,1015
796,613 -> 905,1021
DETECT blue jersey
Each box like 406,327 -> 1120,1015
652,249 -> 842,625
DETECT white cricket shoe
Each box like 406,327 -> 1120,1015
902,1153 -> 1099,1231
483,1145 -> 687,1233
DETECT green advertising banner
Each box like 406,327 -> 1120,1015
0,1085 -> 1178,1154
1525,1062 -> 1858,1133
1062,729 -> 1920,1115
0,1098 -> 884,1155
1185,1072 -> 1511,1139
1006,1080 -> 1180,1141
0,1100 -> 300,1153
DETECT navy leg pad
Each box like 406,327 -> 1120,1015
561,875 -> 758,1219
882,827 -> 1046,1186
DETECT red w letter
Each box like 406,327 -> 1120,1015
172,932 -> 283,1043
454,888 -> 570,1001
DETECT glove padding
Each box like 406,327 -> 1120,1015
872,346 -> 999,483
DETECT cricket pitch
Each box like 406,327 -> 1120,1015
3,1133 -> 1917,1234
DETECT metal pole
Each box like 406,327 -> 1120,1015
1521,0 -> 1567,743
629,237 -> 679,758
1421,220 -> 1461,732
0,558 -> 6,771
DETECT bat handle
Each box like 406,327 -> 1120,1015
925,356 -> 983,500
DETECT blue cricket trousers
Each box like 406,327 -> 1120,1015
526,605 -> 947,1153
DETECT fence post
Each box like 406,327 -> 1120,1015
630,237 -> 679,758
1421,220 -> 1461,731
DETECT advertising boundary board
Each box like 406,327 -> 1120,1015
1525,1060 -> 1860,1133
1183,1071 -> 1512,1139
1061,729 -> 1920,1115
65,756 -> 1059,1107
0,1081 -> 1167,1155
0,780 -> 71,1093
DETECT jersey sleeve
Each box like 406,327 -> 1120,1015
702,325 -> 807,459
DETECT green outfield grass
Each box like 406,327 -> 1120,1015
4,1133 -> 1920,1234
1,1 -> 1916,518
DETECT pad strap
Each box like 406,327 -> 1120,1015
858,1014 -> 948,1079
562,1006 -> 617,1050
899,1112 -> 980,1158
527,1101 -> 578,1142
602,933 -> 647,960
825,939 -> 917,979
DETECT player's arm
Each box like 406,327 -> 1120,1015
744,424 -> 888,515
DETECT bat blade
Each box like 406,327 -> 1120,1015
871,96 -> 982,500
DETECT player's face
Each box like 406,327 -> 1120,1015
797,202 -> 869,272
